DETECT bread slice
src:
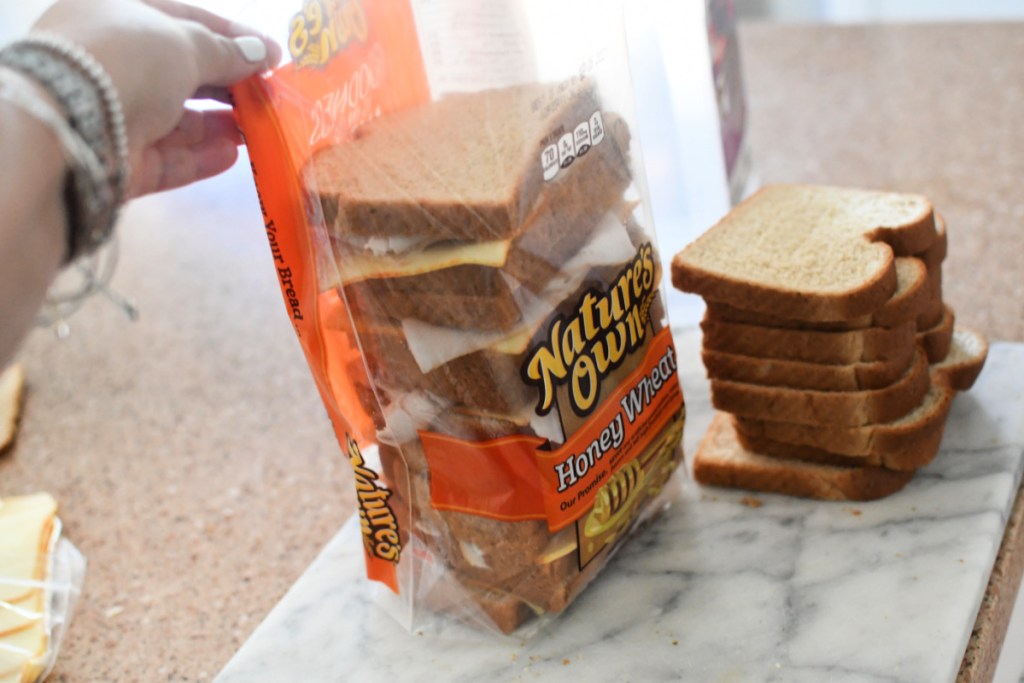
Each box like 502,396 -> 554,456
917,305 -> 955,363
701,314 -> 917,365
702,343 -> 916,392
916,261 -> 945,330
692,413 -> 916,501
710,347 -> 931,427
705,256 -> 929,331
933,325 -> 988,391
672,184 -> 937,321
0,364 -> 25,453
315,82 -> 604,243
734,413 -> 945,472
728,326 -> 986,468
918,213 -> 947,272
733,378 -> 953,462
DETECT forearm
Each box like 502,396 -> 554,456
0,68 -> 68,366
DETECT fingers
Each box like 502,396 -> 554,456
129,107 -> 242,197
192,85 -> 233,104
161,108 -> 241,148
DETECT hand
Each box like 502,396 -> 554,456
33,0 -> 283,197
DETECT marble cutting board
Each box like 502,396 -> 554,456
216,327 -> 1024,683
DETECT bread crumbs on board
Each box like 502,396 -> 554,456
740,496 -> 763,508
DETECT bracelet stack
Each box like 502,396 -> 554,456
0,32 -> 130,263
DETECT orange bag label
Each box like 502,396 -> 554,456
421,325 -> 683,533
232,0 -> 430,594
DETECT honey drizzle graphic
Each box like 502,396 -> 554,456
579,410 -> 683,564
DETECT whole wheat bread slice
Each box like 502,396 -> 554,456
710,347 -> 931,427
706,256 -> 929,331
918,213 -> 948,271
932,325 -> 988,391
672,184 -> 937,321
702,343 -> 915,392
733,413 -> 946,472
315,81 -> 605,243
733,378 -> 954,465
728,326 -> 986,467
692,413 -> 916,501
701,314 -> 917,365
916,262 -> 946,330
918,305 -> 955,363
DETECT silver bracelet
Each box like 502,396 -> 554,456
0,32 -> 130,262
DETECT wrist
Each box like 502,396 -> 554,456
0,65 -> 66,168
0,34 -> 131,263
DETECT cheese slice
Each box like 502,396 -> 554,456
337,239 -> 511,283
0,494 -> 57,683
0,620 -> 46,681
0,365 -> 25,453
0,590 -> 42,638
0,495 -> 57,605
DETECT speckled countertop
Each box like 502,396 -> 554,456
1,21 -> 1023,683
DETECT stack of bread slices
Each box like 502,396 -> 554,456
672,184 -> 988,500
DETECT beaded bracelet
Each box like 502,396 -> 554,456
0,32 -> 130,263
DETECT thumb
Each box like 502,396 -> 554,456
184,24 -> 275,87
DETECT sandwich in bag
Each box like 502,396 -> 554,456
233,0 -> 686,634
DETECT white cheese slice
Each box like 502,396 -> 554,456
338,239 -> 511,283
0,494 -> 57,604
0,494 -> 57,683
341,232 -> 437,257
0,589 -> 43,638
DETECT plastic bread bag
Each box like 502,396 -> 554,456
233,0 -> 686,636
0,493 -> 86,682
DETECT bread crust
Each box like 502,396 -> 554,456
692,413 -> 916,501
918,213 -> 948,271
701,314 -> 917,365
710,347 -> 931,427
733,377 -> 954,461
733,414 -> 946,471
705,257 -> 929,331
933,325 -> 989,391
702,344 -> 916,391
917,305 -> 955,363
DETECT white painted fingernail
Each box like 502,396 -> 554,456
235,36 -> 267,64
